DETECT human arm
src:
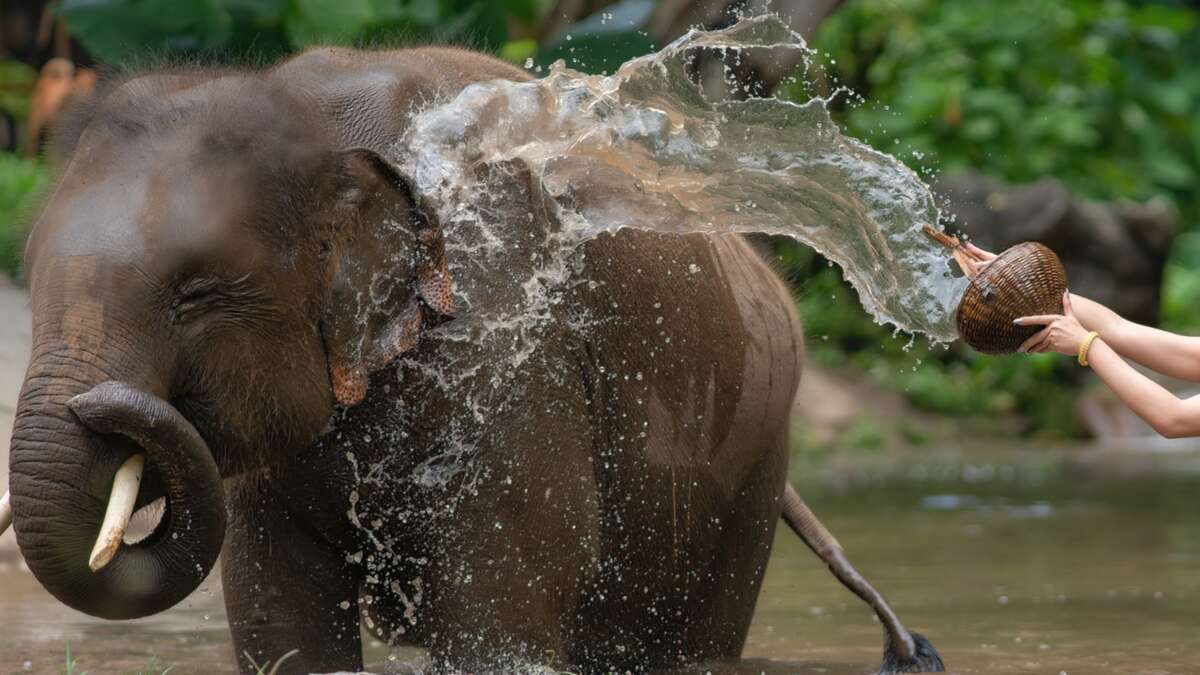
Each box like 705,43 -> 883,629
963,242 -> 1200,381
1017,291 -> 1200,438
1082,339 -> 1200,438
1066,294 -> 1200,382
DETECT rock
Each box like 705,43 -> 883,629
936,172 -> 1178,325
791,363 -> 942,446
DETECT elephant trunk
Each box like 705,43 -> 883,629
9,359 -> 224,619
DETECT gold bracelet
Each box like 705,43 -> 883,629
1078,331 -> 1101,367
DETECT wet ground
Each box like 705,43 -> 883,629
4,449 -> 1200,674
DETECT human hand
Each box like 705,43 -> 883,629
1014,290 -> 1091,356
962,242 -> 997,276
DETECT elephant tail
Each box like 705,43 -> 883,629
780,482 -> 945,674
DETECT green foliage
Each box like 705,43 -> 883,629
0,59 -> 37,121
814,0 -> 1200,197
792,413 -> 896,461
0,155 -> 49,279
1163,231 -> 1200,333
808,0 -> 1200,330
535,0 -> 657,74
56,0 -> 657,74
56,0 -> 540,64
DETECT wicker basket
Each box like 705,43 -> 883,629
923,225 -> 1068,355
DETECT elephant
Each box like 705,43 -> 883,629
1,46 -> 943,674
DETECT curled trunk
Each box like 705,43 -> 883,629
9,354 -> 225,619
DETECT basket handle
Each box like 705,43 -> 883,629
922,223 -> 979,279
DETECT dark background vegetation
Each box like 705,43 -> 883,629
1,0 -> 1197,441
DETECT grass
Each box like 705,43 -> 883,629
60,643 -> 180,675
242,649 -> 298,675
0,154 -> 48,280
64,643 -> 80,675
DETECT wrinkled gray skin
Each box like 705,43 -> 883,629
10,48 -> 803,674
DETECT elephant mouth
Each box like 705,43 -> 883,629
86,453 -> 150,570
63,431 -> 175,572
88,457 -> 172,571
125,496 -> 168,545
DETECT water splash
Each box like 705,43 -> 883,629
338,17 -> 971,662
397,14 -> 966,341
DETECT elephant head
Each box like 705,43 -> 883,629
4,73 -> 452,619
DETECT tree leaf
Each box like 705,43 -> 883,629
220,0 -> 289,22
283,0 -> 375,47
537,0 -> 657,73
504,0 -> 537,24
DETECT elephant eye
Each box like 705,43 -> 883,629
170,274 -> 254,322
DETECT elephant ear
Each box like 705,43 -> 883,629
321,148 -> 454,407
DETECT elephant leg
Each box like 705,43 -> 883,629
780,482 -> 945,674
423,396 -> 601,670
221,472 -> 364,675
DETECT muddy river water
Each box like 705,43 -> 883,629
4,450 -> 1199,674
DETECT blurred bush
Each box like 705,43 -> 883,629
55,0 -> 540,64
0,60 -> 37,121
817,0 -> 1200,200
0,155 -> 48,279
0,57 -> 46,276
51,0 -> 653,73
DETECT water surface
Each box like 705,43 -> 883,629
5,452 -> 1200,674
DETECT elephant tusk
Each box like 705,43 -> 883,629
89,454 -> 145,572
0,490 -> 11,536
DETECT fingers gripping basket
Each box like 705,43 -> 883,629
923,225 -> 1068,355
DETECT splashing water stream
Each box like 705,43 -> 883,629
396,14 -> 967,342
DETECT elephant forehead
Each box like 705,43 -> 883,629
38,165 -> 152,260
139,164 -> 258,258
44,157 -> 265,273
